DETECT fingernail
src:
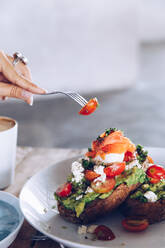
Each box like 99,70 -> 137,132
29,95 -> 33,106
22,90 -> 33,106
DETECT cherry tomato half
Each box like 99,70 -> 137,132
85,150 -> 96,158
104,162 -> 126,178
148,177 -> 160,184
94,225 -> 115,241
56,182 -> 72,198
85,170 -> 100,181
146,165 -> 165,180
124,151 -> 135,162
79,98 -> 99,115
122,218 -> 149,232
91,178 -> 116,193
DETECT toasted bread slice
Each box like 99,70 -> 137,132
58,182 -> 140,224
120,198 -> 165,224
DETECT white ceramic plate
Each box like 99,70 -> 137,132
20,147 -> 165,248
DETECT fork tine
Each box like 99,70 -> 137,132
68,92 -> 87,104
69,92 -> 88,105
69,93 -> 87,105
75,93 -> 88,104
67,93 -> 85,107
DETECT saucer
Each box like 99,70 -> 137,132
0,191 -> 24,248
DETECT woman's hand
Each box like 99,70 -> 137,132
0,50 -> 46,105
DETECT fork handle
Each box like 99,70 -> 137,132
39,91 -> 60,95
38,91 -> 71,97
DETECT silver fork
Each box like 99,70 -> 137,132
40,91 -> 88,107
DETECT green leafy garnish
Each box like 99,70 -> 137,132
96,136 -> 103,141
96,128 -> 118,140
105,128 -> 118,136
136,144 -> 148,164
130,191 -> 148,203
82,159 -> 95,170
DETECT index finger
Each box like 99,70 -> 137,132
0,51 -> 46,94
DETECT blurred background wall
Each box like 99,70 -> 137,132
0,0 -> 138,92
1,0 -> 165,148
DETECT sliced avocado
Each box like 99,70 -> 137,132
99,191 -> 113,199
115,167 -> 146,187
75,201 -> 85,217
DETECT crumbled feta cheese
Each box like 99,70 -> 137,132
76,195 -> 83,200
87,225 -> 98,234
85,187 -> 94,194
71,161 -> 84,183
94,165 -> 106,183
78,225 -> 87,235
144,191 -> 158,202
125,159 -> 142,170
94,153 -> 124,163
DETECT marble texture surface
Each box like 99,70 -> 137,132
6,147 -> 85,196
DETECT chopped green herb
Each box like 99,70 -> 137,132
96,128 -> 118,140
67,174 -> 72,182
52,205 -> 56,209
82,159 -> 95,170
105,128 -> 118,136
136,144 -> 148,164
130,190 -> 147,202
88,148 -> 92,152
96,136 -> 102,141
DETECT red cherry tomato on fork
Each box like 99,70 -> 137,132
79,98 -> 99,115
104,162 -> 126,178
56,182 -> 72,197
146,165 -> 165,180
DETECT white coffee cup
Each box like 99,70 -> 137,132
0,116 -> 17,189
